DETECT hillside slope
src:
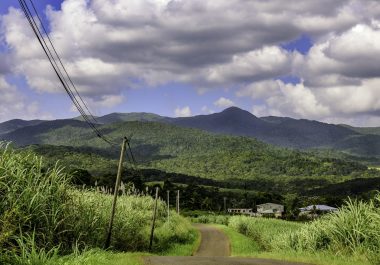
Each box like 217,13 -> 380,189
1,120 -> 369,181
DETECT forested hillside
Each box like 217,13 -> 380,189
2,119 -> 371,181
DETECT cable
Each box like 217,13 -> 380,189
27,0 -> 99,126
18,0 -> 118,147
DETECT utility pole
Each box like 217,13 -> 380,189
167,190 -> 170,222
149,187 -> 159,251
104,137 -> 128,249
224,197 -> 227,213
176,190 -> 180,214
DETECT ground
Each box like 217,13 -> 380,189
144,224 -> 313,265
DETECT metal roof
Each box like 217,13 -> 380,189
300,205 -> 338,211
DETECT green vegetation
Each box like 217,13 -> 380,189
14,121 -> 379,208
0,143 -> 195,264
195,194 -> 380,265
274,195 -> 380,264
11,121 -> 371,181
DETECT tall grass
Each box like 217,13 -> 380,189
274,194 -> 380,264
199,195 -> 380,264
0,143 -> 194,264
228,216 -> 302,251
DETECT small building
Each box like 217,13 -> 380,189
256,203 -> 284,217
299,205 -> 338,217
227,208 -> 253,215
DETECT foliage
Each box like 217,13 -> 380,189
0,143 -> 194,264
202,194 -> 380,264
274,194 -> 380,264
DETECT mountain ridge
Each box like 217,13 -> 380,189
2,107 -> 380,158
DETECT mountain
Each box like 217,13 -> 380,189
169,107 -> 368,151
170,107 -> 270,136
0,119 -> 46,135
2,119 -> 368,181
1,119 -> 89,146
2,107 -> 380,158
73,112 -> 166,124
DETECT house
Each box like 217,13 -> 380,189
299,205 -> 338,219
256,203 -> 284,217
227,208 -> 253,215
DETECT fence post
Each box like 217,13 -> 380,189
149,187 -> 159,251
176,190 -> 180,214
167,190 -> 170,222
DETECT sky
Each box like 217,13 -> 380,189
1,0 -> 380,126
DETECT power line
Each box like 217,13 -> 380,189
27,0 -> 99,126
18,0 -> 139,164
18,0 -> 115,146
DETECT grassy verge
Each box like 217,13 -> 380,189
216,225 -> 370,265
159,225 -> 201,256
47,224 -> 201,265
0,143 -> 196,264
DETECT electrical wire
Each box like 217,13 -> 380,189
18,0 -> 138,164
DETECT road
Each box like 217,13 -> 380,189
144,224 -> 312,265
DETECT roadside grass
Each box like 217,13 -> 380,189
158,224 -> 201,256
216,225 -> 370,265
43,224 -> 201,265
194,195 -> 380,265
213,224 -> 260,256
0,143 -> 196,264
50,250 -> 147,265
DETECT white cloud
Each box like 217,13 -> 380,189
201,105 -> 215,114
175,106 -> 192,117
2,0 -> 380,125
0,76 -> 51,122
214,97 -> 235,108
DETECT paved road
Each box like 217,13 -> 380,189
193,224 -> 230,256
144,224 -> 312,265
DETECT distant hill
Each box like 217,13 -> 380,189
1,119 -> 89,146
0,119 -> 46,135
4,120 -> 368,182
170,107 -> 359,150
2,107 -> 380,158
73,112 -> 166,124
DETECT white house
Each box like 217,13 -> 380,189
256,203 -> 284,217
299,205 -> 338,213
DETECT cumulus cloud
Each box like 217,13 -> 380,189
0,76 -> 51,122
214,97 -> 235,108
175,106 -> 192,117
2,0 -> 380,124
201,105 -> 215,114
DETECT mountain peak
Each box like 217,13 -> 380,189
220,106 -> 259,119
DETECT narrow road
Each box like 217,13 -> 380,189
144,224 -> 312,265
193,224 -> 230,256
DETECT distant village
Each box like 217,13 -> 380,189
228,203 -> 338,219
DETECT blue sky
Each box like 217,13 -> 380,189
1,0 -> 380,126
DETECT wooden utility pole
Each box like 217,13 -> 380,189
176,190 -> 180,214
104,137 -> 128,249
149,187 -> 159,251
167,190 -> 170,222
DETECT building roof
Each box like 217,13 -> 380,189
257,203 -> 283,207
300,205 -> 338,212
